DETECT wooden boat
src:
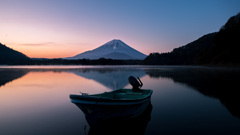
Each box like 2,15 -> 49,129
69,76 -> 153,119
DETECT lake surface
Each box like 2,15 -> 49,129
0,66 -> 239,135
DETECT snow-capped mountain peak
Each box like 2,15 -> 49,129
101,39 -> 128,49
66,39 -> 147,60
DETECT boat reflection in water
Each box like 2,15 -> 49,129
89,103 -> 152,135
71,97 -> 152,135
70,76 -> 153,135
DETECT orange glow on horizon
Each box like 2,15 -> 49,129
5,43 -> 86,58
22,49 -> 80,58
18,48 -> 80,58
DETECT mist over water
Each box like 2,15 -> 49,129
0,66 -> 239,135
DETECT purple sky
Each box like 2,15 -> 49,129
0,0 -> 239,58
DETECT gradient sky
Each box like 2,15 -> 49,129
0,0 -> 239,58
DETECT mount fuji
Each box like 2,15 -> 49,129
66,39 -> 147,60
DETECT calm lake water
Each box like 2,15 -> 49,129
0,66 -> 239,135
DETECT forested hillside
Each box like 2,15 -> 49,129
0,43 -> 30,65
144,13 -> 240,66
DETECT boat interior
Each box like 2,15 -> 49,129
91,89 -> 151,100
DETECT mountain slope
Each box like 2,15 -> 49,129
144,12 -> 240,65
101,52 -> 135,60
144,32 -> 217,65
67,39 -> 147,60
0,43 -> 30,65
209,12 -> 240,64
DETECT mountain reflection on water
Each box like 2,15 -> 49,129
145,66 -> 240,119
0,66 -> 240,135
0,67 -> 145,90
0,69 -> 29,87
69,68 -> 145,90
0,66 -> 240,119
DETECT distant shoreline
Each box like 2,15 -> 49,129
1,64 -> 239,69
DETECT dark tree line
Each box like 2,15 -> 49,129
28,58 -> 143,65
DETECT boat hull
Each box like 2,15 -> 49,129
70,89 -> 152,120
73,98 -> 151,120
